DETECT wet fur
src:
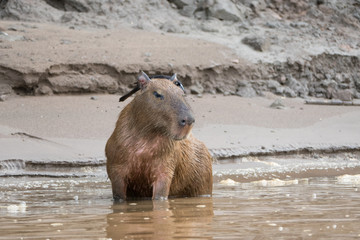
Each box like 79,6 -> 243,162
106,76 -> 213,200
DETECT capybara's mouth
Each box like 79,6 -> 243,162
173,135 -> 187,141
173,125 -> 192,141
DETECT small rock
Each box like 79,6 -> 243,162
179,5 -> 197,17
190,84 -> 204,95
35,85 -> 53,95
283,87 -> 297,98
7,26 -> 20,32
170,0 -> 193,9
267,80 -> 281,90
267,80 -> 285,95
286,75 -> 308,97
290,21 -> 309,28
339,44 -> 351,52
270,99 -> 286,109
275,86 -> 285,95
237,80 -> 250,87
90,96 -> 98,100
354,91 -> 360,99
279,74 -> 286,84
223,91 -> 231,96
209,0 -> 244,22
326,86 -> 336,99
265,21 -> 282,29
0,95 -> 7,102
160,22 -> 178,33
60,39 -> 72,45
0,84 -> 13,95
250,0 -> 267,14
242,36 -> 270,52
236,86 -> 257,97
199,21 -> 220,33
331,89 -> 353,101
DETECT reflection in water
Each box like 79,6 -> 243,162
0,176 -> 360,239
107,198 -> 214,239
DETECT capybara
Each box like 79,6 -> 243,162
105,71 -> 213,201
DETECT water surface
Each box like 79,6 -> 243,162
1,174 -> 360,239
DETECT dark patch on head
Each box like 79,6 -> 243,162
153,91 -> 164,100
150,75 -> 171,80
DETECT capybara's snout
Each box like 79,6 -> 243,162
179,113 -> 195,127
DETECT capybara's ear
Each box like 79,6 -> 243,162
138,71 -> 151,89
170,73 -> 185,93
170,73 -> 177,81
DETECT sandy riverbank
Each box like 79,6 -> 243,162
1,93 -> 359,169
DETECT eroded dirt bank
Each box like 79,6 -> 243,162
0,0 -> 360,100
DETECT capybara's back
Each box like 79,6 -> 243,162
105,71 -> 212,201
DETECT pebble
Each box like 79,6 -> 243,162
290,21 -> 309,28
0,95 -> 7,102
242,35 -> 270,52
269,99 -> 286,109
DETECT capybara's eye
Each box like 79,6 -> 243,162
153,91 -> 164,100
174,81 -> 185,92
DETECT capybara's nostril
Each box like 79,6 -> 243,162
179,116 -> 195,126
180,119 -> 187,127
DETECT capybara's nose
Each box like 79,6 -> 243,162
179,115 -> 195,127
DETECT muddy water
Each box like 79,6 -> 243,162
1,173 -> 360,240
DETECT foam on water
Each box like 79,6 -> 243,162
5,202 -> 27,213
336,174 -> 360,185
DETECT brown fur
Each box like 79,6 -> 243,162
105,73 -> 212,201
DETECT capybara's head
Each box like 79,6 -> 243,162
124,71 -> 195,141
